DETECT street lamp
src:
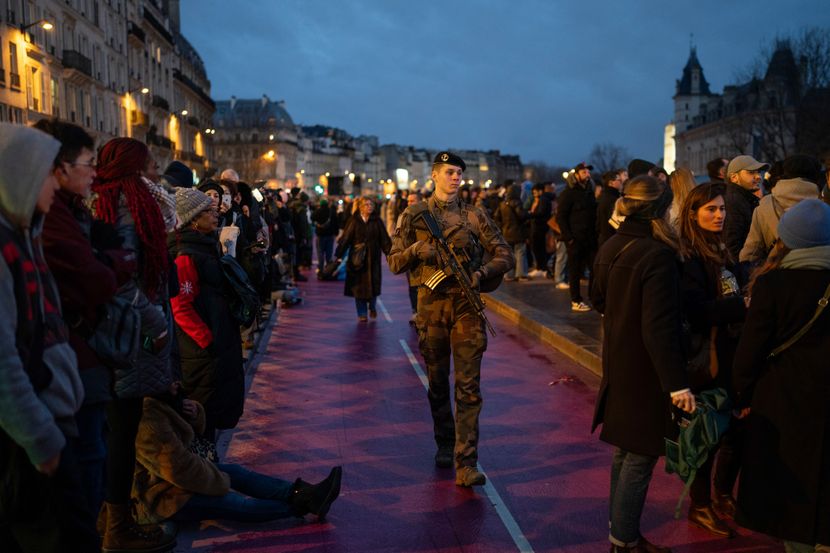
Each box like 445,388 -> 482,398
181,109 -> 188,116
20,19 -> 54,32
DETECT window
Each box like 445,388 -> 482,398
9,42 -> 20,89
51,77 -> 60,117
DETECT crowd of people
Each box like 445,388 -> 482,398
2,115 -> 829,553
0,120 -> 341,553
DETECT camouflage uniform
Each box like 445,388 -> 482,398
389,195 -> 514,469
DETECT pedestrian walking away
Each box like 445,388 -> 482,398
388,151 -> 514,487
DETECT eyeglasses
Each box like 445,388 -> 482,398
66,159 -> 96,168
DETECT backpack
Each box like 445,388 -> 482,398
219,254 -> 260,327
664,387 -> 732,518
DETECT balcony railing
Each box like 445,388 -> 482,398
62,50 -> 92,77
142,7 -> 173,45
151,94 -> 169,111
173,69 -> 216,109
10,72 -> 21,89
127,21 -> 145,43
147,134 -> 174,150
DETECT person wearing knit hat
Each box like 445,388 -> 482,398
734,206 -> 830,552
169,185 -> 245,450
777,198 -> 830,250
175,187 -> 214,229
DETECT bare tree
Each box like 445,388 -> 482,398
587,143 -> 631,173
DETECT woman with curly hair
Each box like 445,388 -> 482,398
92,138 -> 175,552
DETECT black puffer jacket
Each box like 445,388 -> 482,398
556,180 -> 597,246
168,228 -> 244,431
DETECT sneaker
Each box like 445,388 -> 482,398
571,301 -> 591,312
556,282 -> 570,290
517,276 -> 530,281
504,275 -> 516,282
434,446 -> 454,468
455,466 -> 486,487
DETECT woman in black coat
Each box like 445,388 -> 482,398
169,188 -> 244,443
590,175 -> 695,553
733,199 -> 830,553
335,197 -> 391,321
677,183 -> 747,537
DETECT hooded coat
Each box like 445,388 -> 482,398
0,124 -> 83,467
739,177 -> 820,263
494,185 -> 528,245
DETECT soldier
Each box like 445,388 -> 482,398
388,152 -> 514,487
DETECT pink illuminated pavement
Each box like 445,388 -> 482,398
175,265 -> 782,553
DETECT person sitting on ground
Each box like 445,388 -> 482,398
131,383 -> 342,524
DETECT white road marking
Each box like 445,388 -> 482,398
398,339 -> 535,553
376,297 -> 393,322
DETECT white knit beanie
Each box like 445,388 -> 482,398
175,187 -> 213,229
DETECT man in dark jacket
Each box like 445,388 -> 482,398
528,182 -> 553,277
556,162 -> 597,311
723,155 -> 769,274
495,184 -> 529,280
596,170 -> 623,248
312,198 -> 339,277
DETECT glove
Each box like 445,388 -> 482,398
414,240 -> 437,262
470,271 -> 481,290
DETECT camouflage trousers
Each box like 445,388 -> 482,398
415,287 -> 488,468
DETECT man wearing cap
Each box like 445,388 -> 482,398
724,155 -> 769,265
555,162 -> 597,311
388,151 -> 514,487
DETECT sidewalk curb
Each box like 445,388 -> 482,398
485,294 -> 602,377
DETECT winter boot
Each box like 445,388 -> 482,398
101,502 -> 175,553
290,466 -> 342,520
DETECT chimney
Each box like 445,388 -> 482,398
261,94 -> 270,108
230,95 -> 237,110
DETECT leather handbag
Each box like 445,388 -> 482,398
87,290 -> 141,371
349,243 -> 367,270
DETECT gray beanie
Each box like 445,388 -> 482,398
175,187 -> 213,229
777,199 -> 830,249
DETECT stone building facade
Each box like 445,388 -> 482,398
669,42 -> 822,175
0,0 -> 213,175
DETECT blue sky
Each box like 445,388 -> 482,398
181,0 -> 829,165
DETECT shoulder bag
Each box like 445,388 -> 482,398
87,289 -> 141,371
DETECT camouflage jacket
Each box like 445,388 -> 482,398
388,195 -> 514,286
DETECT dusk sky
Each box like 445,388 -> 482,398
181,1 -> 829,166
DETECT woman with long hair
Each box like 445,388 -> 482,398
733,199 -> 830,552
668,167 -> 696,229
92,137 -> 175,552
591,175 -> 694,553
335,197 -> 391,321
677,182 -> 747,538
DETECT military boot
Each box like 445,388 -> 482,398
291,466 -> 342,520
455,466 -> 486,487
101,502 -> 175,553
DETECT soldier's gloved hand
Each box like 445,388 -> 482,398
470,271 -> 482,290
414,240 -> 437,262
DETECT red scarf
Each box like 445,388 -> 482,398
92,138 -> 168,299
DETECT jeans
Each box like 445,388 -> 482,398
355,296 -> 377,318
74,402 -> 108,516
174,463 -> 294,523
317,235 -> 334,271
609,448 -> 658,546
553,240 -> 568,283
512,242 -> 528,278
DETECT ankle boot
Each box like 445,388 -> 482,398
102,502 -> 175,553
688,503 -> 735,538
712,492 -> 737,520
290,466 -> 342,520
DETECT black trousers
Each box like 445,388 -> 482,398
105,396 -> 143,504
567,240 -> 595,303
531,229 -> 548,271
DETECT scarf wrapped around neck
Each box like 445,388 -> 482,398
92,138 -> 168,298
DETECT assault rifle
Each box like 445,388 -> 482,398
419,210 -> 496,336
